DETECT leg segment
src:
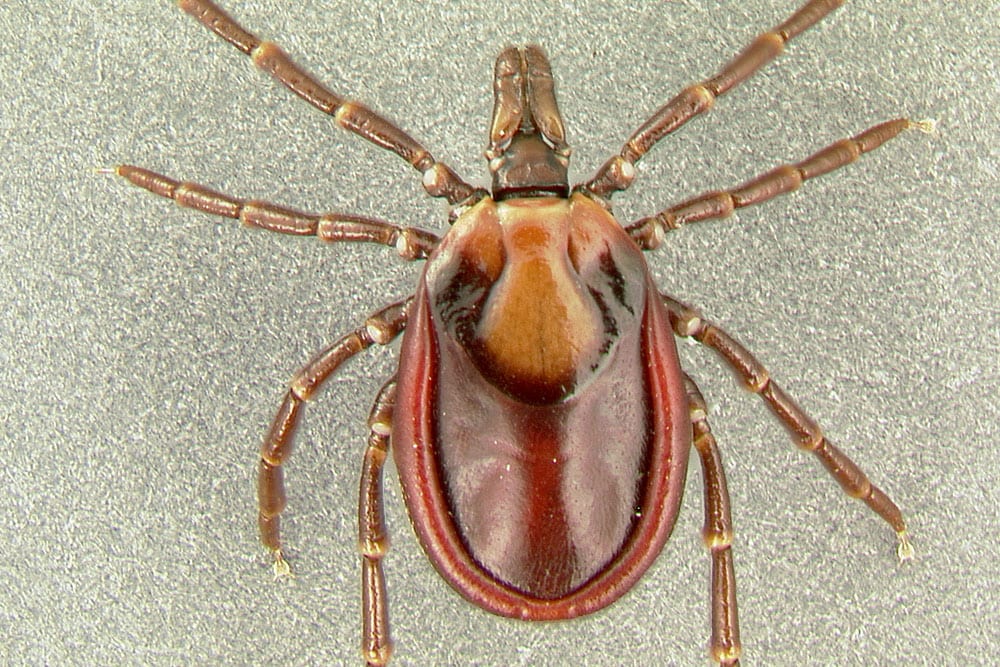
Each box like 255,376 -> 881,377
258,298 -> 411,575
686,374 -> 741,666
360,377 -> 397,667
583,0 -> 847,198
627,119 -> 931,249
177,0 -> 484,206
108,165 -> 440,259
663,294 -> 913,560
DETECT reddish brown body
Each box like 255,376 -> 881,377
395,195 -> 690,618
116,1 -> 921,664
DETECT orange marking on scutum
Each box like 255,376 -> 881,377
475,199 -> 603,391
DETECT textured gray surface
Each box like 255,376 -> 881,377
2,0 -> 997,665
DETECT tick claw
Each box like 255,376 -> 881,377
272,550 -> 293,579
896,531 -> 915,563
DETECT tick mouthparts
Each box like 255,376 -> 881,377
488,45 -> 571,200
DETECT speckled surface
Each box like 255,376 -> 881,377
2,1 -> 996,665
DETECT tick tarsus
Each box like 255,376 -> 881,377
896,531 -> 915,562
661,293 -> 912,557
624,118 -> 931,251
116,0 -> 924,664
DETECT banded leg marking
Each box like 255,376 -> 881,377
108,165 -> 440,259
177,0 -> 484,205
258,298 -> 411,575
686,374 -> 741,666
627,118 -> 931,249
360,378 -> 396,667
585,0 -> 849,198
663,294 -> 912,560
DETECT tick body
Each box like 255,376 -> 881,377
114,1 -> 923,664
395,193 -> 689,618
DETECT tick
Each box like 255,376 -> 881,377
110,0 -> 925,664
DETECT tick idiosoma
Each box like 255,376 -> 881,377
111,0 -> 925,664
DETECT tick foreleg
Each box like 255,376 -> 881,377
584,0 -> 849,198
176,0 -> 483,205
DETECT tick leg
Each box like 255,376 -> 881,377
685,374 -> 741,666
258,298 -> 411,575
584,0 -> 847,198
360,377 -> 397,667
662,294 -> 913,561
107,165 -> 440,259
626,119 -> 931,249
177,0 -> 484,206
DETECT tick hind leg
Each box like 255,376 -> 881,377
359,377 -> 397,666
178,0 -> 482,205
258,298 -> 411,576
685,374 -> 741,666
663,294 -> 912,560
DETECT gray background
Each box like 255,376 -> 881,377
2,0 -> 997,665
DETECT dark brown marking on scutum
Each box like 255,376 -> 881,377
519,412 -> 575,599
